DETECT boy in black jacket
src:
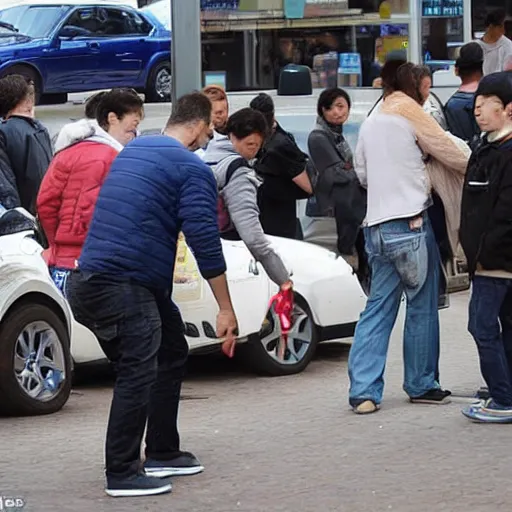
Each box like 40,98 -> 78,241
460,72 -> 512,423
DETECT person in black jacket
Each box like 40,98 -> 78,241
249,93 -> 312,239
460,72 -> 512,423
0,74 -> 52,215
304,88 -> 367,274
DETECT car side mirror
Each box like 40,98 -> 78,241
59,26 -> 79,39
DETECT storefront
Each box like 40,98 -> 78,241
197,0 -> 480,90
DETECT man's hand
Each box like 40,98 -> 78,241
217,308 -> 238,358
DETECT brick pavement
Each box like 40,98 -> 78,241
1,291 -> 509,512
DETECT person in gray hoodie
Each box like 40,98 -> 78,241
202,108 -> 292,290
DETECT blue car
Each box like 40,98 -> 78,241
0,2 -> 172,103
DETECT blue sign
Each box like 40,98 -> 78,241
338,53 -> 362,75
284,0 -> 306,19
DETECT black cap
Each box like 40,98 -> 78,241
456,42 -> 484,69
385,49 -> 407,62
475,71 -> 512,107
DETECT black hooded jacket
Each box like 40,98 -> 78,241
460,136 -> 512,275
0,115 -> 52,215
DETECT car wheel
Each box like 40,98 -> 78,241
0,303 -> 72,416
39,93 -> 68,106
240,294 -> 319,376
0,65 -> 42,104
145,61 -> 172,103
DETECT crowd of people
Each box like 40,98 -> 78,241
0,20 -> 511,498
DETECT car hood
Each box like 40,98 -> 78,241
0,36 -> 43,51
266,235 -> 354,279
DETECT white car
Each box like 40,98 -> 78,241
0,209 -> 367,417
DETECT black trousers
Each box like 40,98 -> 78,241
66,271 -> 189,478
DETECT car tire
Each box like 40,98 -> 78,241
0,303 -> 72,417
145,61 -> 172,103
39,93 -> 68,106
239,294 -> 319,377
0,65 -> 42,104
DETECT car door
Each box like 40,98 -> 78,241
89,7 -> 154,87
42,7 -> 104,92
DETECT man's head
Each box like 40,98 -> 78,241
249,93 -> 275,132
484,9 -> 506,39
95,88 -> 144,146
474,72 -> 512,133
165,92 -> 213,151
202,85 -> 229,134
0,74 -> 36,119
455,42 -> 484,83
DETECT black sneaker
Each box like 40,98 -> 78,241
410,388 -> 452,404
144,451 -> 204,478
105,472 -> 172,498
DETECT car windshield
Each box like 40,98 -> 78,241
0,6 -> 67,38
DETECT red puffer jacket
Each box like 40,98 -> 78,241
37,133 -> 120,269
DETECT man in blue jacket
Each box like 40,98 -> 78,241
66,92 -> 238,498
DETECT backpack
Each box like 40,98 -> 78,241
217,157 -> 248,237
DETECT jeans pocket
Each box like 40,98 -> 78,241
383,231 -> 428,290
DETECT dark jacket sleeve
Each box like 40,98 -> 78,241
0,131 -> 22,209
178,164 -> 227,280
308,130 -> 353,187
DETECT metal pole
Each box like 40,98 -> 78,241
408,0 -> 421,64
171,0 -> 202,105
463,0 -> 472,43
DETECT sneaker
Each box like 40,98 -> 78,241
144,451 -> 204,478
352,400 -> 380,415
462,399 -> 512,423
409,388 -> 452,404
105,472 -> 172,498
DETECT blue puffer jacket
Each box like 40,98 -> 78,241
78,135 -> 227,290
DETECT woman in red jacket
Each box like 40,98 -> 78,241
37,88 -> 144,295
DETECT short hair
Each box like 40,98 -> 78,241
456,42 -> 484,80
84,91 -> 108,119
396,62 -> 423,105
249,93 -> 275,130
0,74 -> 35,118
226,107 -> 268,140
166,91 -> 212,128
485,9 -> 506,28
202,85 -> 228,103
95,88 -> 144,130
317,88 -> 352,118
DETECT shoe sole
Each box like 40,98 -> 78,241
410,397 -> 451,405
145,466 -> 205,478
105,483 -> 172,497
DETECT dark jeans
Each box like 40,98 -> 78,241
66,270 -> 189,478
468,276 -> 512,407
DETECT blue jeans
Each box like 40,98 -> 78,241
468,276 -> 512,407
348,215 -> 441,405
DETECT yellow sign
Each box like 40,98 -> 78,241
173,233 -> 203,303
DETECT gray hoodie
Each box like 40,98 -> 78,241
202,134 -> 290,286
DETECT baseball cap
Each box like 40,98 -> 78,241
475,71 -> 512,107
456,42 -> 484,69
